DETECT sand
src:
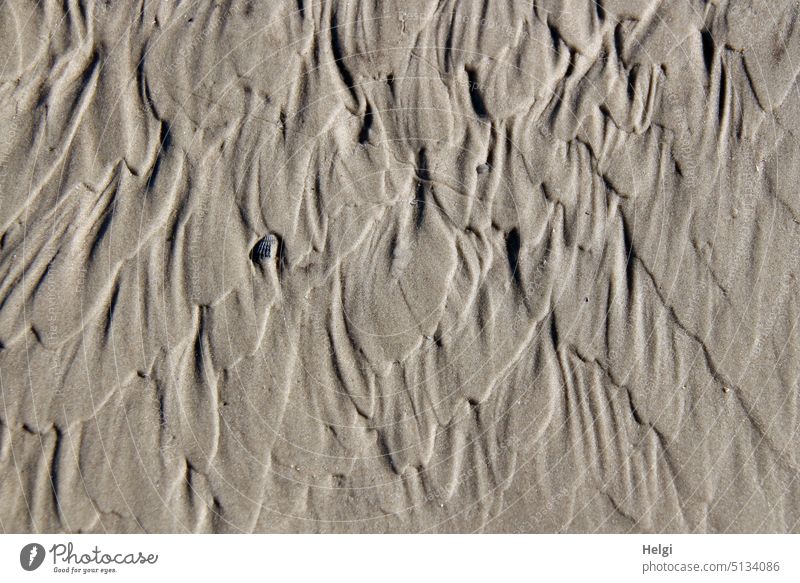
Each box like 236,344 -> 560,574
1,0 -> 799,533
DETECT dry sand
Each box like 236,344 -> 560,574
1,0 -> 800,533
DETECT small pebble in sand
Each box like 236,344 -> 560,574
251,234 -> 277,264
477,163 -> 490,174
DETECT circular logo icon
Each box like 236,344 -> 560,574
20,543 -> 45,571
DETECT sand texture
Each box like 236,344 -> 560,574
2,0 -> 800,533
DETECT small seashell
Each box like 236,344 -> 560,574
251,234 -> 277,264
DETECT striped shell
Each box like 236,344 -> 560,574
252,234 -> 277,264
